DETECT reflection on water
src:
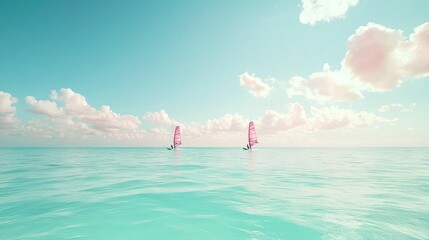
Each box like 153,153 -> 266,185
0,148 -> 428,239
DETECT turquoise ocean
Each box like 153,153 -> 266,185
1,147 -> 428,240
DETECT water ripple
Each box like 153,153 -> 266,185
0,147 -> 428,239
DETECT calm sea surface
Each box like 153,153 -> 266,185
0,148 -> 428,240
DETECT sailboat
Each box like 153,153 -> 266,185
167,126 -> 182,150
243,121 -> 258,150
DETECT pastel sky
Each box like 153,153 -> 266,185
1,0 -> 428,147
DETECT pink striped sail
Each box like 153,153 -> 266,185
248,121 -> 258,148
173,126 -> 182,148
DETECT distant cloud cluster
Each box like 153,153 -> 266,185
146,103 -> 390,137
0,88 -> 392,145
239,72 -> 272,97
259,103 -> 307,133
309,105 -> 390,130
205,113 -> 248,132
144,110 -> 248,137
287,64 -> 363,101
144,109 -> 177,126
287,22 -> 429,102
299,0 -> 359,25
258,103 -> 390,133
378,103 -> 416,113
24,88 -> 142,140
0,91 -> 19,131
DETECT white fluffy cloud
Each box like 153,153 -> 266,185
144,110 -> 248,138
287,22 -> 429,102
146,103 -> 389,141
143,109 -> 178,126
205,114 -> 248,132
299,0 -> 359,25
142,107 -> 379,147
25,88 -> 142,139
258,103 -> 389,133
25,96 -> 63,117
259,103 -> 308,133
0,91 -> 19,131
344,22 -> 429,90
287,64 -> 363,102
343,23 -> 404,90
404,23 -> 429,76
239,72 -> 272,97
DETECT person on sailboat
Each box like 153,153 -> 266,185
167,126 -> 182,150
244,121 -> 258,150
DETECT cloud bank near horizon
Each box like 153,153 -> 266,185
0,88 -> 393,146
0,91 -> 19,133
24,88 -> 142,140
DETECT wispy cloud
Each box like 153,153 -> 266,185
299,0 -> 359,25
378,103 -> 416,113
379,105 -> 390,113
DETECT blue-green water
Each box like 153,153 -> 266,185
1,148 -> 428,240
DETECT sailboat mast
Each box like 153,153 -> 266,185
173,126 -> 176,149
